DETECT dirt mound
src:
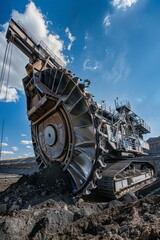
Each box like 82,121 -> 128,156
0,163 -> 72,213
0,166 -> 160,240
53,195 -> 160,240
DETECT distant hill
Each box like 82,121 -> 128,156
147,136 -> 160,154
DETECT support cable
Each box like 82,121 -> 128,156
0,43 -> 13,159
0,42 -> 10,94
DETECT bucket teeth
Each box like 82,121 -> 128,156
98,156 -> 106,168
95,170 -> 102,180
85,189 -> 91,195
91,182 -> 97,189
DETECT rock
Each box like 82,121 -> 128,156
157,210 -> 160,217
0,204 -> 7,214
64,204 -> 68,211
17,198 -> 22,204
74,211 -> 82,221
0,217 -> 33,240
77,198 -> 84,205
142,202 -> 149,208
120,225 -> 128,233
108,200 -> 123,208
80,207 -> 96,217
41,191 -> 46,197
123,192 -> 138,203
4,197 -> 9,203
116,236 -> 124,240
20,192 -> 28,198
134,228 -> 141,237
9,204 -> 19,212
144,213 -> 158,222
12,201 -> 17,205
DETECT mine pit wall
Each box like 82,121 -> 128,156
147,136 -> 160,154
146,136 -> 160,177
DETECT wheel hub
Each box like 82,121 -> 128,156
44,125 -> 57,146
38,110 -> 68,162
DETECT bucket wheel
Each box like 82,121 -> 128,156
30,67 -> 99,195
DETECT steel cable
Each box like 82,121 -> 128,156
0,42 -> 10,94
0,43 -> 13,159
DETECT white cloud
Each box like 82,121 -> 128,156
0,1 -> 67,102
12,146 -> 18,151
135,97 -> 143,103
112,0 -> 138,10
104,51 -> 130,83
26,145 -> 32,149
65,27 -> 76,51
21,140 -> 32,145
83,59 -> 100,71
5,137 -> 8,141
66,55 -> 75,65
24,153 -> 29,156
70,56 -> 74,63
1,151 -> 14,155
12,2 -> 66,63
83,32 -> 91,50
0,84 -> 19,102
103,15 -> 111,27
85,32 -> 90,41
21,133 -> 27,137
2,142 -> 8,147
134,95 -> 146,103
24,153 -> 33,156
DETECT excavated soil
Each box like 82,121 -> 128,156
0,174 -> 20,192
0,164 -> 160,240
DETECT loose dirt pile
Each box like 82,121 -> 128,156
53,195 -> 160,240
0,166 -> 160,240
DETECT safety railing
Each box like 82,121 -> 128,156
17,20 -> 66,68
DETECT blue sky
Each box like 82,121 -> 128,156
0,0 -> 160,159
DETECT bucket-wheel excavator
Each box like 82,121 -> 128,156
4,19 -> 155,199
